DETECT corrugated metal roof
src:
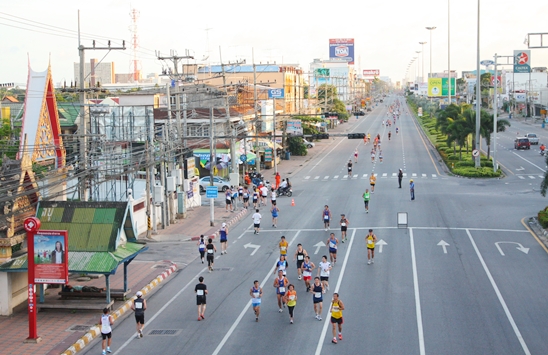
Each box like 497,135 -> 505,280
0,242 -> 147,274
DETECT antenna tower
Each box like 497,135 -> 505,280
129,8 -> 141,82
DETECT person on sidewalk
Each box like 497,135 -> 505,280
195,276 -> 208,321
219,223 -> 228,255
410,179 -> 415,200
362,189 -> 370,213
398,169 -> 403,188
206,238 -> 216,272
131,291 -> 147,339
198,235 -> 206,263
252,209 -> 262,234
99,307 -> 114,354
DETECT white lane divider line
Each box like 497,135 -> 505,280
410,228 -> 426,355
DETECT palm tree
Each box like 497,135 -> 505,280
446,117 -> 473,160
480,112 -> 511,159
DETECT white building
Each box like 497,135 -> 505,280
309,59 -> 354,102
74,58 -> 115,87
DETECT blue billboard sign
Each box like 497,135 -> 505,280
268,88 -> 285,99
329,38 -> 355,65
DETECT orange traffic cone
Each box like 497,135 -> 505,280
291,199 -> 295,206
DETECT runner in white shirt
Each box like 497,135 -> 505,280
271,188 -> 277,206
260,185 -> 268,206
318,255 -> 332,293
252,209 -> 262,234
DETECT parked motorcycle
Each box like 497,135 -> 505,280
276,187 -> 293,197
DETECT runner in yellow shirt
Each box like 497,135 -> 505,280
366,229 -> 378,265
330,293 -> 345,344
279,236 -> 288,258
369,173 -> 377,193
283,284 -> 298,324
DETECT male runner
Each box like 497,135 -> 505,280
310,277 -> 324,321
366,229 -> 378,265
322,205 -> 331,231
301,256 -> 315,291
339,214 -> 349,242
369,173 -> 377,193
219,223 -> 228,255
250,280 -> 263,322
195,276 -> 208,320
99,308 -> 114,355
275,255 -> 289,277
206,238 -> 216,272
252,209 -> 262,234
242,186 -> 250,209
273,269 -> 289,313
330,293 -> 345,344
294,244 -> 308,280
362,189 -> 371,213
327,233 -> 338,264
318,255 -> 332,293
347,160 -> 353,177
131,291 -> 147,338
279,236 -> 288,258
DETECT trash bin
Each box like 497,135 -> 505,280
285,151 -> 291,160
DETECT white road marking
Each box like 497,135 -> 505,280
403,173 -> 408,177
518,176 -> 525,180
466,229 -> 531,355
412,173 -> 417,177
422,174 -> 427,178
528,175 -> 535,179
343,175 -> 348,179
353,174 -> 358,178
323,176 -> 329,180
333,175 -> 339,179
314,229 -> 356,355
410,228 -> 426,355
392,173 -> 397,177
314,176 -> 320,180
363,174 -> 369,178
432,174 -> 437,178
382,173 -> 387,177
305,176 -> 311,180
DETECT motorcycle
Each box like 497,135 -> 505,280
540,150 -> 546,156
276,187 -> 293,197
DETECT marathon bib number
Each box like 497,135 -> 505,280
278,287 -> 286,293
135,303 -> 143,309
329,242 -> 336,248
315,292 -> 322,298
368,239 -> 374,245
297,255 -> 304,261
207,249 -> 214,254
289,295 -> 295,301
341,223 -> 346,227
303,271 -> 311,276
197,290 -> 204,296
332,306 -> 339,312
280,246 -> 286,251
253,292 -> 260,298
324,215 -> 329,220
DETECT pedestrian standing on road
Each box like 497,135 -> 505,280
195,276 -> 208,321
271,204 -> 280,228
369,173 -> 377,193
198,235 -> 206,263
362,189 -> 370,213
131,291 -> 147,339
252,209 -> 262,234
283,284 -> 298,324
275,172 -> 281,189
398,169 -> 403,188
339,214 -> 349,243
206,238 -> 216,272
99,307 -> 114,355
366,229 -> 378,265
310,277 -> 324,321
294,244 -> 308,281
318,255 -> 332,293
322,205 -> 331,231
250,280 -> 263,322
274,269 -> 289,312
330,293 -> 345,344
410,179 -> 415,200
219,223 -> 228,255
327,233 -> 338,264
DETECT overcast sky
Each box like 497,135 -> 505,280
1,0 -> 547,87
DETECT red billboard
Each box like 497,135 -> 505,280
33,230 -> 68,284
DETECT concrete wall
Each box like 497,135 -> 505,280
0,272 -> 29,316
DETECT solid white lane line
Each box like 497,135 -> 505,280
211,230 -> 301,355
466,229 -> 531,355
410,228 -> 426,355
113,267 -> 208,355
314,229 -> 356,355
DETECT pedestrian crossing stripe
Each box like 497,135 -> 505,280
303,173 -> 441,181
516,175 -> 544,180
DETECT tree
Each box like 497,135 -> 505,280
480,112 -> 510,159
446,116 -> 473,160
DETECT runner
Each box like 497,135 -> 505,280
322,205 -> 331,231
369,173 -> 377,193
260,184 -> 268,206
131,291 -> 147,339
242,186 -> 250,209
388,131 -> 391,140
310,276 -> 324,321
252,209 -> 262,234
347,160 -> 353,177
367,133 -> 371,143
100,308 -> 114,354
301,255 -> 315,291
252,188 -> 259,209
250,280 -> 263,322
273,269 -> 289,313
283,284 -> 298,324
219,223 -> 228,255
271,204 -> 280,228
370,148 -> 376,163
293,244 -> 308,280
195,276 -> 208,320
318,255 -> 332,293
271,187 -> 277,206
339,214 -> 349,243
279,236 -> 288,258
354,149 -> 359,163
366,229 -> 378,265
276,255 -> 289,277
379,150 -> 383,163
225,188 -> 233,212
330,293 -> 345,344
206,238 -> 216,272
362,189 -> 371,213
197,235 -> 206,263
396,127 -> 399,134
238,184 -> 244,202
327,233 -> 338,264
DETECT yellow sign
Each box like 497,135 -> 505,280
428,78 -> 442,97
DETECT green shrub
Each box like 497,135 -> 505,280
453,167 -> 501,177
538,209 -> 548,228
446,154 -> 459,161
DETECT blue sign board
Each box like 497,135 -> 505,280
268,88 -> 285,99
206,186 -> 218,199
329,38 -> 355,64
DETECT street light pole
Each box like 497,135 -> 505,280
416,51 -> 421,83
426,27 -> 437,102
448,0 -> 452,105
419,42 -> 427,83
475,0 -> 481,168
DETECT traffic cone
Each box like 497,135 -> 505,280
291,199 -> 295,206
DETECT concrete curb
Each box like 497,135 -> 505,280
60,262 -> 178,355
186,208 -> 249,241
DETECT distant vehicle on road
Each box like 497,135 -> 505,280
303,138 -> 315,148
514,137 -> 531,150
353,110 -> 365,116
526,133 -> 539,145
199,176 -> 231,193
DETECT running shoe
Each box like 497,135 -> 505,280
283,303 -> 286,308
139,330 -> 143,338
367,260 -> 371,265
332,338 -> 337,344
279,308 -> 283,313
256,317 -> 259,322
339,333 -> 343,340
318,316 -> 322,321
298,275 -> 302,280
107,348 -> 112,354
290,319 -> 293,324
371,260 -> 374,264
102,351 -> 106,355
198,317 -> 201,321
201,315 -> 205,320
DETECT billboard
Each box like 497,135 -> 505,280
329,39 -> 355,64
286,120 -> 303,135
33,230 -> 69,284
363,69 -> 380,77
428,78 -> 456,97
514,50 -> 531,73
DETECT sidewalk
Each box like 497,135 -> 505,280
0,115 -> 358,355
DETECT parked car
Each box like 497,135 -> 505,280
352,110 -> 365,116
199,176 -> 231,193
526,133 -> 539,145
514,137 -> 531,150
303,138 -> 315,148
366,107 -> 372,112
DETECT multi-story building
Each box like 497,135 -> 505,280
73,59 -> 115,87
309,59 -> 355,103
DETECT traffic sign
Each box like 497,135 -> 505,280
240,154 -> 247,162
268,88 -> 285,99
472,149 -> 479,157
206,186 -> 218,199
480,60 -> 494,66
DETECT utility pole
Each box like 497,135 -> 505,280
253,52 -> 260,173
209,108 -> 215,227
77,11 -> 125,201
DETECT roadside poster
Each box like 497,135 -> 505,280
33,230 -> 69,284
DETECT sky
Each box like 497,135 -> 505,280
1,0 -> 548,87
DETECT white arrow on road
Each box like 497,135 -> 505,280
376,239 -> 387,253
495,242 -> 529,256
437,240 -> 450,254
314,241 -> 326,254
244,243 -> 260,256
516,166 -> 525,171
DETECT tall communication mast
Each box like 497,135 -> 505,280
129,8 -> 141,82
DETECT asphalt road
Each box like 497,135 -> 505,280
82,96 -> 548,355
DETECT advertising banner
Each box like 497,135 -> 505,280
329,39 -> 355,64
363,69 -> 380,77
514,50 -> 531,73
428,78 -> 456,97
286,120 -> 303,135
33,230 -> 68,284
